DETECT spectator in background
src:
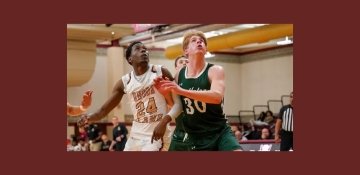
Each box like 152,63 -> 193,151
264,110 -> 276,138
250,111 -> 269,126
231,125 -> 247,142
109,117 -> 128,151
67,134 -> 77,151
248,110 -> 276,139
234,130 -> 248,142
260,127 -> 272,140
247,120 -> 262,140
73,137 -> 89,151
230,125 -> 240,133
100,134 -> 112,151
67,135 -> 89,151
78,127 -> 88,141
241,123 -> 252,139
264,110 -> 275,123
84,122 -> 102,151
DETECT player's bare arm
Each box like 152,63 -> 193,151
151,68 -> 182,143
67,90 -> 93,116
67,103 -> 81,116
81,90 -> 93,108
87,80 -> 125,122
160,67 -> 175,107
160,65 -> 225,104
151,93 -> 183,143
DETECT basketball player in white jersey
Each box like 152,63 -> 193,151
78,41 -> 176,151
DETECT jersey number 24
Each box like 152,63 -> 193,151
136,97 -> 158,118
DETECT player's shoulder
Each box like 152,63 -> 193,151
121,72 -> 132,85
209,64 -> 224,71
121,71 -> 131,81
147,64 -> 163,74
208,64 -> 224,76
155,64 -> 169,73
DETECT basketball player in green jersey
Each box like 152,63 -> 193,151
152,30 -> 242,151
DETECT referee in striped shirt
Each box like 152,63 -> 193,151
275,92 -> 293,151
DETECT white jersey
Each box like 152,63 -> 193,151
122,64 -> 170,141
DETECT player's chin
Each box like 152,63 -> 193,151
140,59 -> 149,64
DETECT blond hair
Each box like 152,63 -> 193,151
182,30 -> 207,51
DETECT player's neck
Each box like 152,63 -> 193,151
187,56 -> 206,77
133,64 -> 149,76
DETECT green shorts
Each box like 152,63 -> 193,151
187,125 -> 242,151
168,126 -> 191,151
169,114 -> 192,151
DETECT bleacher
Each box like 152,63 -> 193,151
235,94 -> 291,125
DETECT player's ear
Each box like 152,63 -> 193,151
184,48 -> 189,56
128,56 -> 133,65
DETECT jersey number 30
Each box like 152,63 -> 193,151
183,97 -> 206,114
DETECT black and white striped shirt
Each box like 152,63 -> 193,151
278,105 -> 293,132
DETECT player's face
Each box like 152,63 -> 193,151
176,57 -> 188,71
129,43 -> 149,65
185,35 -> 207,57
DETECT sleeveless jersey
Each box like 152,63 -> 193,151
178,63 -> 227,136
122,64 -> 168,139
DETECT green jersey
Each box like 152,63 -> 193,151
178,63 -> 227,136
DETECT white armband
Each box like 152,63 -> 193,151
166,93 -> 183,120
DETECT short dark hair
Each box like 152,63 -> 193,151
266,110 -> 273,116
174,55 -> 187,67
125,41 -> 142,61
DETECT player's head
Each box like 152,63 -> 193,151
290,91 -> 293,106
174,55 -> 188,71
182,30 -> 207,57
125,41 -> 149,65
